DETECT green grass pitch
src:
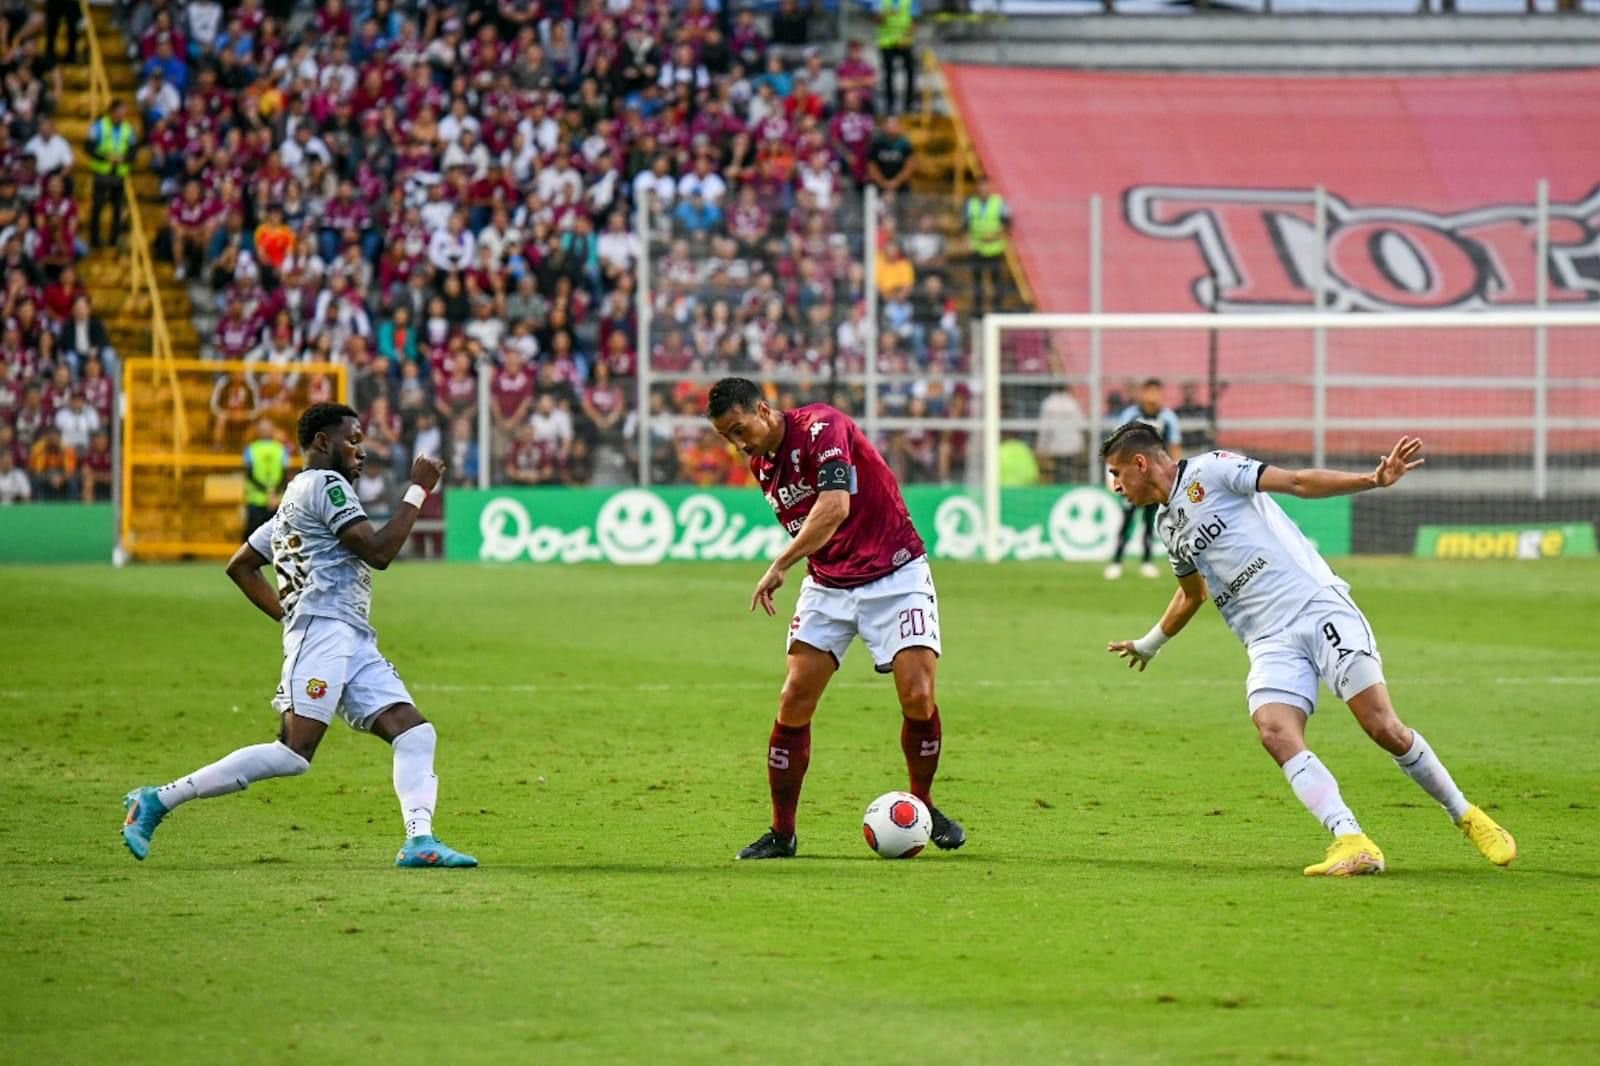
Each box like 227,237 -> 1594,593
2,559 -> 1597,1064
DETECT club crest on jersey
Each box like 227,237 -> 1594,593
808,420 -> 829,441
791,448 -> 802,470
1186,481 -> 1206,504
306,678 -> 328,700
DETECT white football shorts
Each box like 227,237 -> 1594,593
1245,588 -> 1385,717
272,615 -> 415,730
787,555 -> 942,673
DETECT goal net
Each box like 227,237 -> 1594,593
981,311 -> 1600,562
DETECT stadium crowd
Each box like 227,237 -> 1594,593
102,0 -> 980,507
0,7 -> 120,505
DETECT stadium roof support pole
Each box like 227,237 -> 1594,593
1312,185 -> 1328,468
864,185 -> 881,446
635,194 -> 653,487
982,313 -> 1002,563
1535,179 -> 1550,501
1088,194 -> 1103,457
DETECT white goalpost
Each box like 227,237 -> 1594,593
981,310 -> 1600,563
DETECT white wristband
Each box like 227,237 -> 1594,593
402,484 -> 427,509
1133,624 -> 1170,660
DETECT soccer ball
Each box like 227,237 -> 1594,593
862,791 -> 932,859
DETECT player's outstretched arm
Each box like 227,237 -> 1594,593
226,542 -> 285,623
338,456 -> 444,571
751,489 -> 850,615
1258,436 -> 1425,499
1107,570 -> 1208,672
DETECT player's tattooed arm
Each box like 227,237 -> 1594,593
1259,436 -> 1425,498
225,542 -> 285,623
751,489 -> 851,616
1107,570 -> 1208,672
338,456 -> 444,570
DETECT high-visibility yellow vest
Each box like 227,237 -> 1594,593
243,439 -> 287,506
878,0 -> 914,49
966,194 -> 1007,258
87,118 -> 135,177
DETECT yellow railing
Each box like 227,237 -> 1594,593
81,0 -> 190,554
918,48 -> 1038,312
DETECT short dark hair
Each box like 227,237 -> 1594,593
706,377 -> 764,419
298,403 -> 359,449
1100,420 -> 1167,462
1141,377 -> 1163,390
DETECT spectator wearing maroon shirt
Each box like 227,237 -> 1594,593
505,422 -> 558,486
168,179 -> 217,281
705,377 -> 964,860
80,429 -> 113,502
434,349 -> 479,425
490,345 -> 535,449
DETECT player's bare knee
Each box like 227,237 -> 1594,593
897,683 -> 935,720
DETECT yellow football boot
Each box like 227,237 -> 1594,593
1303,833 -> 1387,877
1457,805 -> 1517,867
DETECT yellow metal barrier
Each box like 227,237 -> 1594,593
81,0 -> 199,555
120,359 -> 351,559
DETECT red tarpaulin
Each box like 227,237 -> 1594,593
944,67 -> 1600,451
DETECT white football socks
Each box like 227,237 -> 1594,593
1393,731 -> 1471,821
155,741 -> 309,810
391,723 -> 439,841
1282,750 -> 1363,837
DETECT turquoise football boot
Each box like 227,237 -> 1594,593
121,787 -> 169,861
395,836 -> 478,868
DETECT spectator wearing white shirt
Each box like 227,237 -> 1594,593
0,450 -> 29,504
280,124 -> 331,180
476,207 -> 522,268
136,68 -> 181,123
463,299 -> 506,352
418,182 -> 455,233
536,146 -> 583,205
24,118 -> 73,178
597,209 -> 640,276
439,98 -> 482,147
186,1 -> 224,53
518,101 -> 561,157
530,392 -> 573,453
676,155 -> 727,206
657,43 -> 710,93
55,393 -> 102,451
631,154 -> 677,210
427,212 -> 477,275
441,129 -> 491,179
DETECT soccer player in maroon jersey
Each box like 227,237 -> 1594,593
707,377 -> 967,859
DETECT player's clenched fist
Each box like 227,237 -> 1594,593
410,455 -> 446,492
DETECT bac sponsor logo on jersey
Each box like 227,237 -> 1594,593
775,480 -> 815,509
1125,185 -> 1600,313
1186,481 -> 1206,504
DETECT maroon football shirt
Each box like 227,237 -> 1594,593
748,404 -> 925,589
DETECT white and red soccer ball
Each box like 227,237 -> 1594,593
862,792 -> 932,859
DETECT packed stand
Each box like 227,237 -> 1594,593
0,12 -> 120,505
128,0 -> 972,503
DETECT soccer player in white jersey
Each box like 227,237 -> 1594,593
120,403 -> 477,868
1101,421 -> 1516,877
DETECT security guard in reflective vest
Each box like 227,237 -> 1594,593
87,99 -> 137,249
243,418 -> 291,537
876,0 -> 916,114
965,175 -> 1011,316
